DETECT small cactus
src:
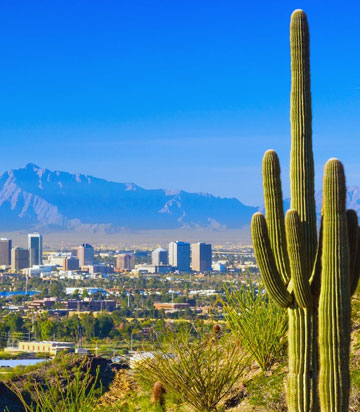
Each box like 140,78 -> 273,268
152,381 -> 166,411
213,324 -> 221,335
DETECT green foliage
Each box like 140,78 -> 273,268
221,282 -> 287,371
99,395 -> 185,412
135,331 -> 248,412
40,319 -> 55,340
5,313 -> 24,332
246,366 -> 287,412
6,359 -> 102,412
96,314 -> 114,338
0,351 -> 21,360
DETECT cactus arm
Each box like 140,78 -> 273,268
310,215 -> 323,297
285,210 -> 313,308
346,210 -> 360,295
346,209 -> 358,276
318,159 -> 351,412
263,150 -> 291,284
251,213 -> 293,308
290,9 -> 317,275
350,227 -> 360,296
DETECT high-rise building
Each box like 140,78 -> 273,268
116,254 -> 135,271
77,244 -> 94,266
168,241 -> 190,272
191,243 -> 212,272
11,247 -> 29,270
28,233 -> 42,267
0,238 -> 12,266
152,248 -> 168,266
63,257 -> 80,271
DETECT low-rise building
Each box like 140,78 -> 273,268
65,287 -> 108,296
27,297 -> 58,310
6,341 -> 75,355
66,299 -> 116,312
153,302 -> 190,311
134,264 -> 172,274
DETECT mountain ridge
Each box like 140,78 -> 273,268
1,164 -> 359,233
0,164 -> 258,232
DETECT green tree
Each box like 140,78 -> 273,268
41,319 -> 55,340
80,314 -> 97,339
95,314 -> 114,338
50,282 -> 65,299
6,314 -> 24,332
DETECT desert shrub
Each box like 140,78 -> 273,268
6,359 -> 102,412
221,281 -> 287,371
0,352 -> 20,360
135,331 -> 248,412
99,395 -> 183,412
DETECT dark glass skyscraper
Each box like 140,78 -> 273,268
0,238 -> 12,266
28,233 -> 42,267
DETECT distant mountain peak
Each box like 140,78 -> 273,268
0,164 -> 254,232
25,163 -> 41,170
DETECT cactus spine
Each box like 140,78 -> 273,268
251,9 -> 360,412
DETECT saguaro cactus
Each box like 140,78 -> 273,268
318,159 -> 350,412
251,9 -> 360,412
252,10 -> 317,411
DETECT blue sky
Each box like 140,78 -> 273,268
0,0 -> 359,205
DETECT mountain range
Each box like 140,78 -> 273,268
0,164 -> 258,232
0,164 -> 359,233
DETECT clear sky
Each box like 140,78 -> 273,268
0,0 -> 359,206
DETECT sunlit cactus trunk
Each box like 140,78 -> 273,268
252,10 -> 318,412
318,159 -> 351,412
288,10 -> 318,412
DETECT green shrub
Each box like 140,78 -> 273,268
135,331 -> 248,412
221,282 -> 287,371
6,359 -> 102,412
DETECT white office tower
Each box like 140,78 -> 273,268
152,248 -> 168,266
168,241 -> 190,272
28,233 -> 43,267
77,244 -> 94,266
191,242 -> 212,272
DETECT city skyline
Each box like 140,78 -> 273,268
0,2 -> 359,205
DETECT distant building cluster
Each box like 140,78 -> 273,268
130,241 -> 212,274
2,236 -> 110,277
0,232 -> 230,277
0,234 -> 43,271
